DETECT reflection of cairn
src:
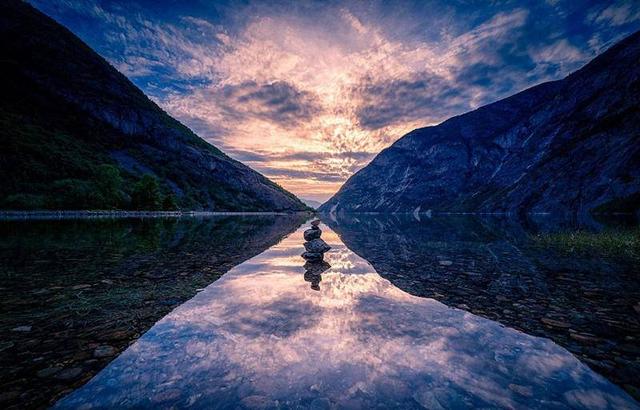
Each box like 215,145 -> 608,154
301,220 -> 331,261
304,260 -> 330,291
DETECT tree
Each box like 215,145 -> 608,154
162,192 -> 178,211
50,178 -> 99,209
131,174 -> 162,210
95,164 -> 123,208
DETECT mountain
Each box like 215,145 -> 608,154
0,0 -> 307,212
301,198 -> 323,209
320,32 -> 640,215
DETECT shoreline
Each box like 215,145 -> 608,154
0,210 -> 313,220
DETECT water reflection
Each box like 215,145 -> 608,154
324,214 -> 640,397
57,222 -> 637,409
0,214 -> 305,409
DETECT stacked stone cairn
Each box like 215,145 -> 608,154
301,219 -> 331,261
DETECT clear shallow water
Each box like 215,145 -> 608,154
0,215 -> 306,408
323,213 -> 640,397
56,222 -> 638,409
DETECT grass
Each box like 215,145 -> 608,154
531,227 -> 640,258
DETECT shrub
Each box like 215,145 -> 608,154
131,174 -> 162,210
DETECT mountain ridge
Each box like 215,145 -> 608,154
320,31 -> 640,215
0,0 -> 308,211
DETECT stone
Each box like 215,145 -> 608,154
541,318 -> 571,328
0,391 -> 20,403
37,366 -> 62,378
304,271 -> 323,291
304,238 -> 331,253
570,333 -> 601,343
103,330 -> 130,341
0,342 -> 14,352
93,345 -> 117,358
302,252 -> 324,261
54,367 -> 83,380
310,219 -> 321,227
304,260 -> 331,276
304,228 -> 321,241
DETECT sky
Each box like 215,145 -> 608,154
30,0 -> 640,202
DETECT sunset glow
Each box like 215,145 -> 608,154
31,0 -> 640,202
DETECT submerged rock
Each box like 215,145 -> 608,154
302,251 -> 324,261
304,228 -> 321,241
304,238 -> 331,253
93,345 -> 116,358
36,367 -> 62,378
54,367 -> 83,380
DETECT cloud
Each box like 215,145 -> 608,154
29,0 -> 640,201
591,2 -> 640,27
528,39 -> 590,77
353,75 -> 462,130
349,9 -> 530,130
218,81 -> 323,128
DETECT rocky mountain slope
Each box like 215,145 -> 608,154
0,0 -> 307,211
320,32 -> 640,215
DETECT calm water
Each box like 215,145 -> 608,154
1,214 -> 639,409
0,215 -> 306,408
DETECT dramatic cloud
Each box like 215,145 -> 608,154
218,81 -> 323,128
30,0 -> 640,202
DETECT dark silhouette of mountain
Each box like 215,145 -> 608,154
320,32 -> 640,215
0,0 -> 307,211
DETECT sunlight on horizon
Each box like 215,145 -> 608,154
30,0 -> 640,202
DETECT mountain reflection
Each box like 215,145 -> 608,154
323,213 -> 640,396
56,222 -> 637,409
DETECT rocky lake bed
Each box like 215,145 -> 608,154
0,215 -> 306,409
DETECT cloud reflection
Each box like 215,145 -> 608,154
56,222 -> 637,409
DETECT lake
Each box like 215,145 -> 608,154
1,214 -> 638,409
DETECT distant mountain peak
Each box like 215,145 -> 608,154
301,198 -> 323,209
320,30 -> 640,215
